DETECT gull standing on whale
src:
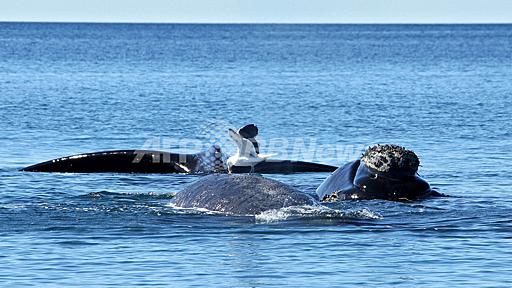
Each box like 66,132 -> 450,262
226,127 -> 275,173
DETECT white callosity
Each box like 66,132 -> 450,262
361,144 -> 420,174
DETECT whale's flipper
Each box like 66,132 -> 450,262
20,150 -> 199,174
21,141 -> 337,174
229,159 -> 336,173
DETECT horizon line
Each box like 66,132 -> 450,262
1,20 -> 511,25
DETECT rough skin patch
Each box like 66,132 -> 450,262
361,144 -> 420,174
322,192 -> 339,202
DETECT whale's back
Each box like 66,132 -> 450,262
173,174 -> 315,215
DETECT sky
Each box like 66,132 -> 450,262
0,0 -> 511,23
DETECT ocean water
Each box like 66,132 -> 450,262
1,23 -> 511,287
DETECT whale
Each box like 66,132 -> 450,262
20,146 -> 336,174
165,144 -> 446,216
172,174 -> 316,215
173,145 -> 443,215
316,144 -> 442,201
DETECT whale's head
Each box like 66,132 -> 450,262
353,144 -> 431,200
317,144 -> 436,201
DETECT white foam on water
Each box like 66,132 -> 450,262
255,205 -> 383,223
166,202 -> 224,215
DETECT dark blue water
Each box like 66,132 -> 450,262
1,23 -> 511,286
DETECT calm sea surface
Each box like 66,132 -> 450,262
0,23 -> 511,287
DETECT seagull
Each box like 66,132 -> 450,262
226,128 -> 275,173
